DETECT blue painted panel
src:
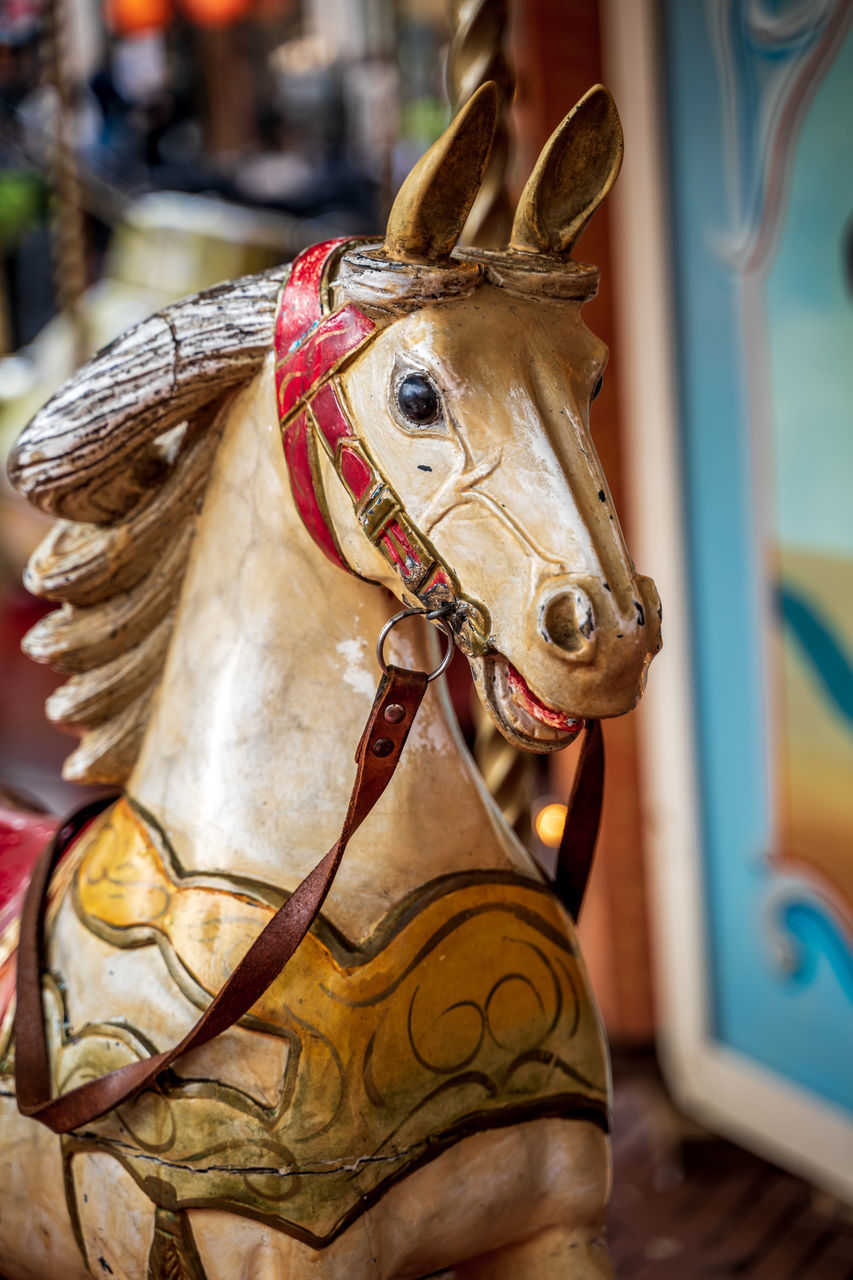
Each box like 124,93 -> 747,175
661,0 -> 853,1114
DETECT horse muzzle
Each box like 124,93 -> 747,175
471,572 -> 662,752
533,570 -> 661,714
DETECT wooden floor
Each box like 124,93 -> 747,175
608,1052 -> 853,1279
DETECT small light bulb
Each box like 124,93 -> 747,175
535,802 -> 567,848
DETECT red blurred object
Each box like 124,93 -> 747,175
105,0 -> 293,36
0,805 -> 59,1027
179,0 -> 252,26
105,0 -> 172,36
0,807 -> 58,937
0,584 -> 97,814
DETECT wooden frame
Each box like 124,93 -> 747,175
600,0 -> 853,1203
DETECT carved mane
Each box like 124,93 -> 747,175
8,267 -> 289,784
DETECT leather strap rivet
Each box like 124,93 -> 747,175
384,704 -> 405,724
372,737 -> 395,757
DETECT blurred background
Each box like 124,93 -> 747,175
0,0 -> 851,1275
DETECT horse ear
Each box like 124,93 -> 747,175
510,85 -> 623,257
384,81 -> 498,264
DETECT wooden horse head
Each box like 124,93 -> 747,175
276,82 -> 661,752
9,82 -> 660,785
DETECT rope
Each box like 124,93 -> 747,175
41,0 -> 89,367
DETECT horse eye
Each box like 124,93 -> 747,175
397,372 -> 441,426
591,375 -> 604,403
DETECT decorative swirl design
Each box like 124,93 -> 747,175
51,800 -> 608,1246
709,0 -> 853,266
408,988 -> 486,1074
764,870 -> 853,998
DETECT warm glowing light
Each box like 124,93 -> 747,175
106,0 -> 172,35
535,802 -> 567,848
180,0 -> 253,25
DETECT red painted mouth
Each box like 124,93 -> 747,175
505,663 -> 584,734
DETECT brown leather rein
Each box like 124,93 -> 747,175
15,639 -> 603,1135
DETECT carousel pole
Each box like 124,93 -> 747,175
42,0 -> 89,369
446,0 -> 514,248
447,0 -> 540,841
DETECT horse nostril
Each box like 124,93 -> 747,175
540,588 -> 595,654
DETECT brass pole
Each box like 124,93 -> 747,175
447,0 -> 515,248
447,1 -> 538,840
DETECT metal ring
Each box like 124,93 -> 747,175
376,607 -> 454,683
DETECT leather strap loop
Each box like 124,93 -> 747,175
554,719 -> 605,921
15,665 -> 428,1134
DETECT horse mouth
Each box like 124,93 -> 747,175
470,654 -> 583,753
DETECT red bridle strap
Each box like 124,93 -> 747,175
274,241 -> 486,650
275,240 -> 375,572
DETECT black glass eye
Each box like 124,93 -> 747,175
397,372 -> 441,425
591,375 -> 604,403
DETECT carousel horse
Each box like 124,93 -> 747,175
0,83 -> 660,1280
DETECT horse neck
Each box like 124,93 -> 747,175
128,356 -> 537,942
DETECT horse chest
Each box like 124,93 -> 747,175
43,800 -> 608,1246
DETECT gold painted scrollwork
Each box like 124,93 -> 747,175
53,801 -> 607,1246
